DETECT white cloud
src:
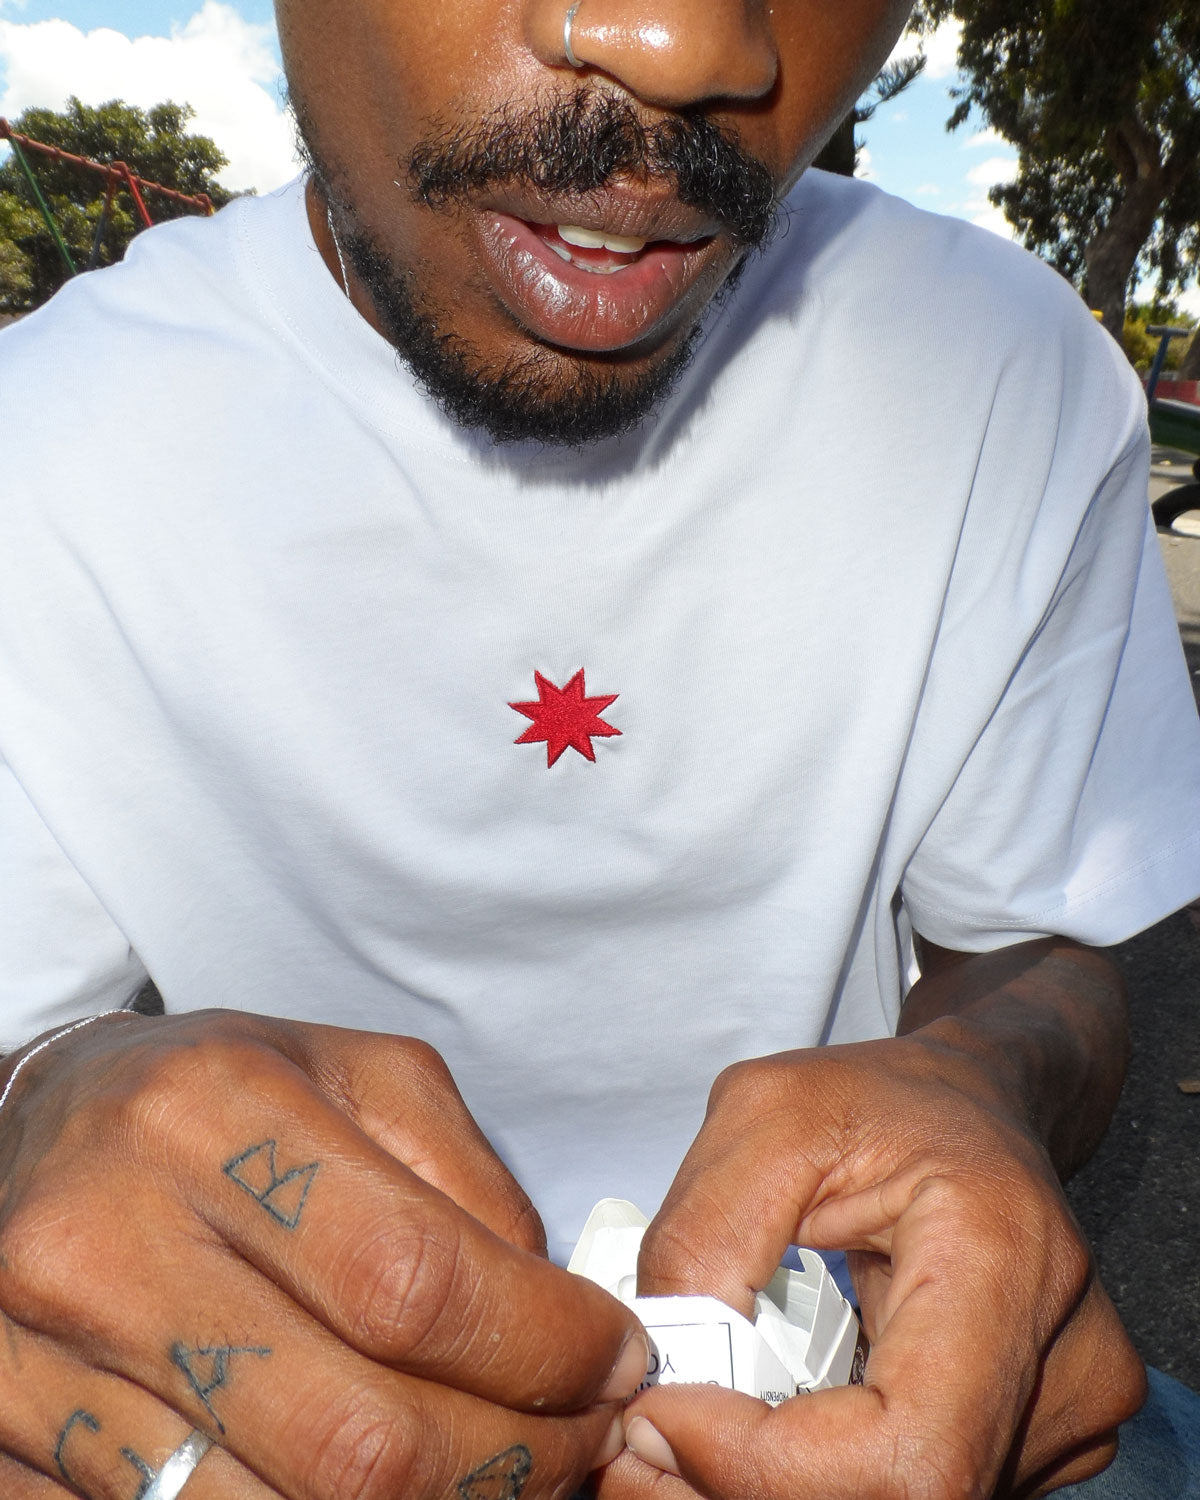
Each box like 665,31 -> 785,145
963,127 -> 1006,151
914,183 -> 941,197
958,155 -> 1019,239
966,156 -> 1019,189
887,17 -> 964,81
856,144 -> 875,182
0,3 -> 296,193
968,202 -> 1017,239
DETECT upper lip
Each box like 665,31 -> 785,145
479,182 -> 721,245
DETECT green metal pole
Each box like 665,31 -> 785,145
8,137 -> 76,276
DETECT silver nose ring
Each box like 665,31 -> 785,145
564,0 -> 584,67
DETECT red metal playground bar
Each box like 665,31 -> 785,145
0,116 -> 214,276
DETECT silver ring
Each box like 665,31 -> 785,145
564,0 -> 584,67
141,1431 -> 214,1500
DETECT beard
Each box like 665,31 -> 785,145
291,87 -> 779,447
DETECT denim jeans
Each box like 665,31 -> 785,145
1055,1367 -> 1200,1497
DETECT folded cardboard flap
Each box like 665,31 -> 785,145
569,1199 -> 861,1404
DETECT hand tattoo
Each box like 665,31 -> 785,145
54,1408 -> 101,1484
222,1139 -> 320,1229
458,1445 -> 534,1500
54,1408 -> 162,1498
121,1446 -> 157,1500
171,1342 -> 271,1434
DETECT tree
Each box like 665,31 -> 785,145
814,56 -> 927,178
911,0 -> 1200,338
0,97 -> 236,314
1181,326 -> 1200,380
1122,295 -> 1185,374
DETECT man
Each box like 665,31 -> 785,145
0,0 -> 1198,1496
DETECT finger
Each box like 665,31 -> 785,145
631,1181 -> 1067,1499
622,1383 -> 888,1500
636,1057 -> 838,1315
49,1024 -> 647,1413
1018,1433 -> 1119,1498
282,1024 -> 549,1253
0,1451 -> 69,1499
9,1224 -> 627,1500
841,1182 -> 1144,1495
592,1444 -> 703,1500
0,1315 -> 281,1500
998,1280 -> 1145,1494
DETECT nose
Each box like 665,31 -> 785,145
526,0 -> 778,108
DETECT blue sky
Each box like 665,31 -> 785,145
0,0 -> 1195,315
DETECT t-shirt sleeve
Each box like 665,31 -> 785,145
0,754 -> 147,1051
900,421 -> 1200,952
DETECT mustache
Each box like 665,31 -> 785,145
406,88 -> 779,249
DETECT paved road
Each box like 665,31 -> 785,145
1063,451 -> 1200,1390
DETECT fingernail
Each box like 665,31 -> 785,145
601,1330 -> 650,1402
591,1411 -> 627,1470
625,1415 -> 680,1476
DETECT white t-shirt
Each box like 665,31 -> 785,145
2,174 -> 1198,1261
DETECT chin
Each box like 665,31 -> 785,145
343,217 -> 718,447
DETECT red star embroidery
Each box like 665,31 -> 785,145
509,670 -> 622,766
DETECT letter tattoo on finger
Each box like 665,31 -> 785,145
121,1446 -> 157,1499
458,1445 -> 534,1500
222,1139 -> 320,1229
171,1343 -> 271,1435
54,1408 -> 101,1484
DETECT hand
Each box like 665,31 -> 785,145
0,1010 -> 648,1499
597,1033 -> 1145,1499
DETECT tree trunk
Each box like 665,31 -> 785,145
1084,116 -> 1167,339
813,114 -> 857,178
1180,328 -> 1200,381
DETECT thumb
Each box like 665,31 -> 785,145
636,1062 -> 836,1314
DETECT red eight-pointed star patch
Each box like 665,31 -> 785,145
509,670 -> 621,766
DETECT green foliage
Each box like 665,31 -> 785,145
909,1 -> 1200,329
814,55 -> 927,178
0,97 -> 237,314
1122,303 -> 1187,374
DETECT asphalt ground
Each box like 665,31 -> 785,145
1062,446 -> 1200,1391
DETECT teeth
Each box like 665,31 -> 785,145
557,224 -> 648,254
545,238 -> 622,273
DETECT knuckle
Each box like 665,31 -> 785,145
297,1391 -> 424,1500
394,1036 -> 455,1086
117,1029 -> 290,1150
637,1209 -> 707,1285
1086,1327 -> 1147,1434
1110,1347 -> 1149,1427
493,1191 -> 548,1257
0,1201 -> 92,1317
708,1055 -> 776,1110
338,1213 -> 463,1356
1047,1221 -> 1093,1308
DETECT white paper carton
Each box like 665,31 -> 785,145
568,1199 -> 863,1405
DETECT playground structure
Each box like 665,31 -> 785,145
1143,324 -> 1200,529
0,117 -> 214,276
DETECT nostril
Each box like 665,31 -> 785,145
538,0 -> 778,106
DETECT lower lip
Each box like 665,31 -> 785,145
471,212 -> 721,354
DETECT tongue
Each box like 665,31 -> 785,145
534,223 -> 644,271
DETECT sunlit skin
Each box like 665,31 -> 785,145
277,0 -> 914,400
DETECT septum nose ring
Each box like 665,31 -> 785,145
564,0 -> 584,67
